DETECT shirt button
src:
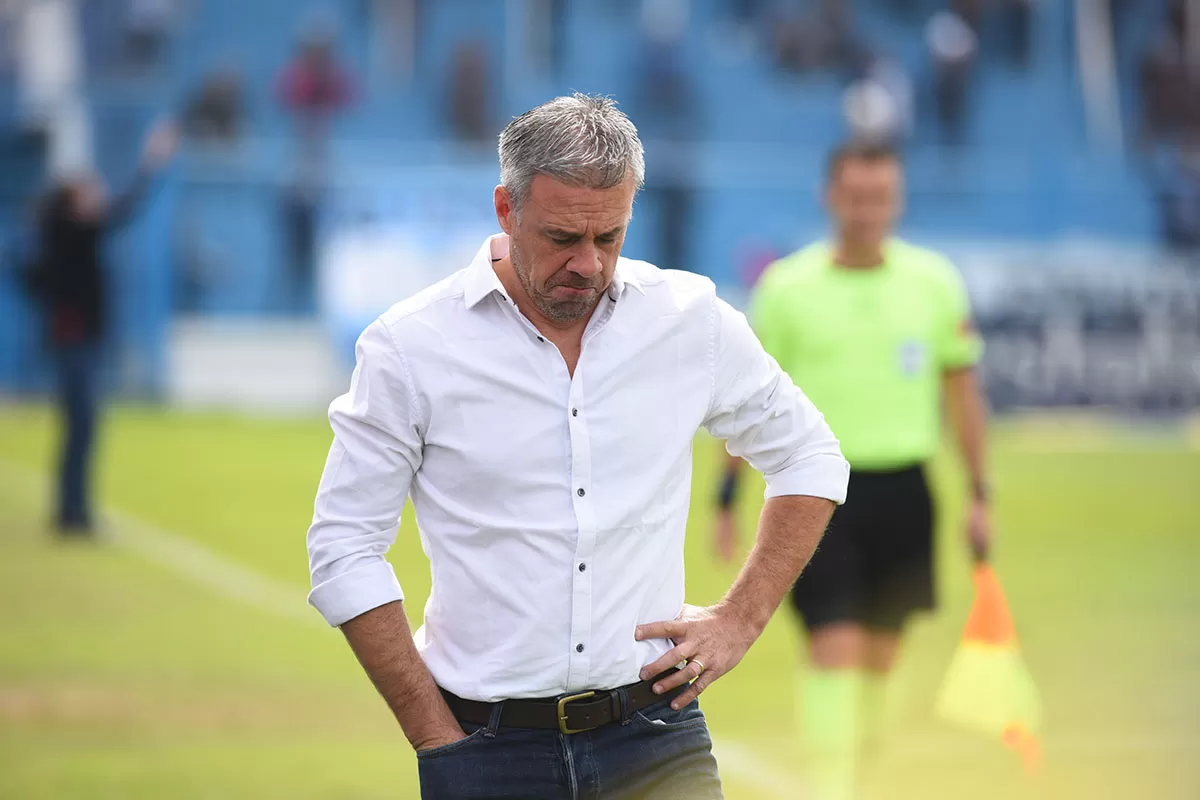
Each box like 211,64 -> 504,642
572,408 -> 578,417
577,488 -> 586,497
578,562 -> 586,572
537,336 -> 545,343
576,643 -> 585,653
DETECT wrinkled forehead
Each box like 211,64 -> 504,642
524,174 -> 636,230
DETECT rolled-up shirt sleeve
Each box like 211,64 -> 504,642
307,319 -> 425,626
702,296 -> 849,504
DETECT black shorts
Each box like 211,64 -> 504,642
790,464 -> 935,633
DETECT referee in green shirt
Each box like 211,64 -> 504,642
715,142 -> 992,799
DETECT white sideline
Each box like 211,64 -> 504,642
0,459 -> 800,798
0,460 -> 316,626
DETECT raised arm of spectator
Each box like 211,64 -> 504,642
108,119 -> 178,228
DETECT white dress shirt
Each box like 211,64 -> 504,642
308,234 -> 849,702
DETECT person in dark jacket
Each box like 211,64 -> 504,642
29,119 -> 177,537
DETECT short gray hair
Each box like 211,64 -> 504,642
499,93 -> 645,208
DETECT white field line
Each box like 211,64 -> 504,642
0,459 -> 800,799
0,459 -> 317,626
106,509 -> 319,626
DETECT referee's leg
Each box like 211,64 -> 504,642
857,464 -> 937,761
790,506 -> 868,800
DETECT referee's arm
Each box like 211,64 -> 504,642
938,262 -> 992,561
943,366 -> 990,560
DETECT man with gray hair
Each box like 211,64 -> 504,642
306,93 -> 849,798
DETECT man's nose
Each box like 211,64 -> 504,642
566,243 -> 603,278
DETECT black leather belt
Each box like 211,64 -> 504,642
441,669 -> 685,735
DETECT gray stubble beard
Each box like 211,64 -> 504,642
509,238 -> 601,325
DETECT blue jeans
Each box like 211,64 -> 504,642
53,343 -> 100,529
417,697 -> 724,799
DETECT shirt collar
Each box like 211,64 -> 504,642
463,233 -> 644,310
462,234 -> 512,309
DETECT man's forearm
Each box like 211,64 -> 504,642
340,600 -> 464,750
720,494 -> 835,635
944,368 -> 989,495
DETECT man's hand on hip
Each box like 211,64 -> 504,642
634,603 -> 757,710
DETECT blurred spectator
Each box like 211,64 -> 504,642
446,41 -> 490,144
1140,35 -> 1186,144
281,179 -> 320,315
1138,3 -> 1200,147
366,0 -> 419,81
1157,139 -> 1200,252
639,0 -> 692,124
276,22 -> 355,315
1108,0 -> 1137,33
843,55 -> 913,144
276,24 -> 354,147
1166,0 -> 1188,40
950,0 -> 983,32
637,0 -> 697,272
123,0 -> 177,71
999,0 -> 1035,68
843,79 -> 900,144
23,120 -> 177,537
182,67 -> 243,144
926,9 -> 977,147
772,0 -> 863,76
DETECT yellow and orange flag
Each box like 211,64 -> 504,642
935,563 -> 1044,774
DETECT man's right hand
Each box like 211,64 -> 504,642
339,602 -> 472,758
715,509 -> 738,563
413,726 -> 471,753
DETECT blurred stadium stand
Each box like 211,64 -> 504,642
0,0 -> 1197,410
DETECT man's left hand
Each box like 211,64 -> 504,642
634,603 -> 758,710
966,498 -> 991,562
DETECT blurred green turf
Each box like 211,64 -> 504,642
0,403 -> 1197,799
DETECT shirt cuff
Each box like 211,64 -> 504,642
763,452 -> 851,505
308,561 -> 405,627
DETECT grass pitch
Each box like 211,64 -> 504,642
0,404 -> 1197,799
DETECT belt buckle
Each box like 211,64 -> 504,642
557,691 -> 597,735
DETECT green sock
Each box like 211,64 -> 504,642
799,669 -> 863,800
860,670 -> 887,765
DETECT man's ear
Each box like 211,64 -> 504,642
494,185 -> 516,235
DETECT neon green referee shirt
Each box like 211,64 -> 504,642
750,239 -> 982,470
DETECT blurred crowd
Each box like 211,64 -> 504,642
45,0 -> 1116,157
0,0 -> 1196,332
733,0 -> 1036,147
1139,0 -> 1200,250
